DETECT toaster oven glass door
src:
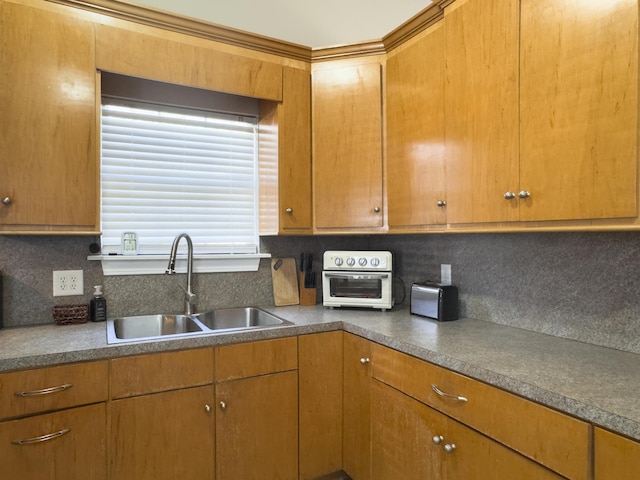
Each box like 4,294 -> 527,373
322,272 -> 393,310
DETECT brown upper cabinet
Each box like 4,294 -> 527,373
312,61 -> 385,231
443,0 -> 521,224
387,0 -> 638,229
519,0 -> 638,222
386,23 -> 447,229
0,0 -> 98,233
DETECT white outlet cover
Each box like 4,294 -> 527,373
53,270 -> 84,297
441,264 -> 452,286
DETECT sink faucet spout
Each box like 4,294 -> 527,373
166,233 -> 197,315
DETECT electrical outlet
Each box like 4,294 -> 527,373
53,270 -> 84,297
441,264 -> 452,286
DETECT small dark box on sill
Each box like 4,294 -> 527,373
410,282 -> 459,321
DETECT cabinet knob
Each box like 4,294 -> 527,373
444,443 -> 457,454
518,190 -> 531,199
2,196 -> 11,205
436,200 -> 447,207
432,435 -> 444,445
219,401 -> 227,410
204,404 -> 211,413
373,206 -> 381,213
359,357 -> 370,364
503,192 -> 516,200
285,208 -> 293,214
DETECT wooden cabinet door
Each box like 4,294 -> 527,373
299,332 -> 343,479
371,379 -> 443,480
594,428 -> 640,479
444,0 -> 520,224
387,24 -> 446,228
279,67 -> 313,233
110,386 -> 215,480
519,0 -> 638,221
0,1 -> 97,231
216,371 -> 298,480
442,414 -> 564,480
0,403 -> 106,480
313,62 -> 384,230
343,333 -> 372,480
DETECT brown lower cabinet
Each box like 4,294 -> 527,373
110,386 -> 215,480
0,403 -> 106,480
594,427 -> 640,479
371,380 -> 562,480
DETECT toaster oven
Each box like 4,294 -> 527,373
322,250 -> 393,310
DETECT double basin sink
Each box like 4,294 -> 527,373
107,307 -> 293,344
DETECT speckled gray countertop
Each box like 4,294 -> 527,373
1,305 -> 639,442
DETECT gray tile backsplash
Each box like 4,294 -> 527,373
1,231 -> 640,354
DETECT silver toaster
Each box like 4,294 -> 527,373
410,282 -> 458,321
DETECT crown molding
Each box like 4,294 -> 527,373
382,1 -> 447,52
47,0 -> 313,62
48,0 -> 450,63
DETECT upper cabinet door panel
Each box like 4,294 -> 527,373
519,0 -> 638,221
279,67 -> 312,232
95,24 -> 283,101
313,62 -> 384,229
387,24 -> 446,228
0,1 -> 97,230
444,0 -> 520,224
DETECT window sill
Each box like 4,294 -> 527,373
88,253 -> 271,276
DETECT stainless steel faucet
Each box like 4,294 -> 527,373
165,233 -> 197,315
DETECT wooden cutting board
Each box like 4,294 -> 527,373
271,257 -> 299,306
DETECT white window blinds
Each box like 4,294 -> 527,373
100,101 -> 259,255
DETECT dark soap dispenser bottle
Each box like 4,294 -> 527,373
90,285 -> 107,322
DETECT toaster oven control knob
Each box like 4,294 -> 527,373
358,258 -> 367,267
346,257 -> 356,267
371,258 -> 380,267
334,257 -> 343,266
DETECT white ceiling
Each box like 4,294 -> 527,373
133,0 -> 433,49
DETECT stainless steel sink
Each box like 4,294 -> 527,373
107,307 -> 292,344
107,314 -> 203,343
192,307 -> 292,331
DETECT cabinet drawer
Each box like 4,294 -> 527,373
0,361 -> 108,420
110,348 -> 213,399
0,402 -> 106,480
215,337 -> 298,381
372,344 -> 590,480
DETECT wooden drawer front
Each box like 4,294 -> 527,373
215,337 -> 298,381
594,428 -> 640,479
372,344 -> 590,480
0,361 -> 108,420
0,403 -> 106,480
110,348 -> 213,399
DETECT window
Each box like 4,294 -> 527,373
99,74 -> 261,258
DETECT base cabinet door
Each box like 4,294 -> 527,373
372,380 -> 563,480
343,333 -> 372,480
110,386 -> 215,480
594,427 -> 640,479
371,379 -> 442,480
216,371 -> 298,479
0,403 -> 106,480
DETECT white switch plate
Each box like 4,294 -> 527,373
441,264 -> 452,286
53,270 -> 84,296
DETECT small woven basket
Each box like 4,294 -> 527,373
53,304 -> 89,325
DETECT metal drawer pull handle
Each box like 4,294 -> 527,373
431,384 -> 468,403
12,428 -> 71,445
444,443 -> 456,453
15,383 -> 73,397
